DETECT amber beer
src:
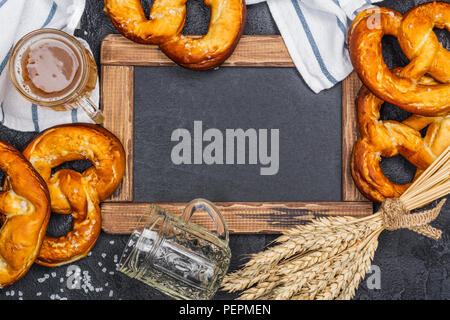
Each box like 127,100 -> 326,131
9,29 -> 103,123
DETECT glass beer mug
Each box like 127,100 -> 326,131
9,28 -> 104,123
118,199 -> 231,300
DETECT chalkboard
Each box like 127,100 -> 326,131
133,66 -> 342,203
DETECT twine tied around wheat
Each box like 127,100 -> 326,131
222,146 -> 450,300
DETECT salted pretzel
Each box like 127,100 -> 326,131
104,0 -> 246,70
351,77 -> 450,202
0,141 -> 50,287
348,2 -> 450,116
22,124 -> 126,267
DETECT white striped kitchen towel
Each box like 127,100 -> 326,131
247,0 -> 382,93
0,0 -> 96,132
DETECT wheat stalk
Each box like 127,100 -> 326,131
222,146 -> 450,300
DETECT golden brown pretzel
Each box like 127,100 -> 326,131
398,2 -> 450,83
351,81 -> 450,202
23,124 -> 126,267
104,0 -> 246,70
348,2 -> 450,116
0,141 -> 50,287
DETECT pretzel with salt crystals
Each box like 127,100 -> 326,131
351,72 -> 449,202
348,2 -> 450,116
0,141 -> 50,287
104,0 -> 246,70
23,124 -> 126,267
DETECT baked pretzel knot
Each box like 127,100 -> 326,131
351,76 -> 450,202
0,141 -> 50,287
23,124 -> 126,267
348,2 -> 450,116
104,0 -> 246,70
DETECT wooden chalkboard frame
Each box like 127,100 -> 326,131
99,34 -> 371,234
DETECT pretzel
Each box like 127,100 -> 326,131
23,124 -> 126,267
104,0 -> 246,70
351,78 -> 449,202
348,2 -> 450,116
0,141 -> 50,287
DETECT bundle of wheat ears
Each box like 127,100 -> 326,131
222,146 -> 450,300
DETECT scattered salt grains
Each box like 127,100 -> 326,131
8,247 -> 121,299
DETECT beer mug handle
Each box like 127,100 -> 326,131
181,199 -> 229,243
69,96 -> 105,124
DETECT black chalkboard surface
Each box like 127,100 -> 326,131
133,67 -> 342,203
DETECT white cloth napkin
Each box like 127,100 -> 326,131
247,0 -> 382,93
0,0 -> 96,132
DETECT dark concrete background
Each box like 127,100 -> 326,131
0,0 -> 448,300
